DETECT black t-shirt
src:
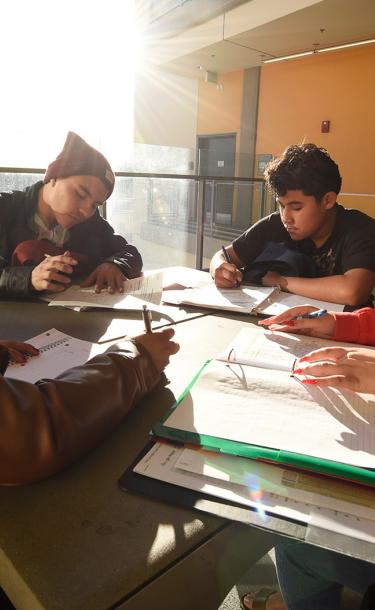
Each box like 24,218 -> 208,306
232,204 -> 375,277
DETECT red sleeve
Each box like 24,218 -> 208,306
332,308 -> 375,346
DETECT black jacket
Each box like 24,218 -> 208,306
0,181 -> 143,297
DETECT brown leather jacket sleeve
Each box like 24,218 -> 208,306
0,341 -> 160,485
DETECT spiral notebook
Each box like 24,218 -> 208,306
4,328 -> 103,383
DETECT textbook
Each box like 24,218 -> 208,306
152,326 -> 375,486
162,283 -> 344,316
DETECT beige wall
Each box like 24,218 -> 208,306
196,70 -> 244,159
134,69 -> 198,149
197,70 -> 244,135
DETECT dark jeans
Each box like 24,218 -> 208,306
275,540 -> 375,610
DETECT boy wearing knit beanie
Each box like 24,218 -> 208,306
0,132 -> 142,298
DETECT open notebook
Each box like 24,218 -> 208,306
162,283 -> 344,316
153,326 -> 375,485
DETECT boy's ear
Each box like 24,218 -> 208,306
321,191 -> 337,210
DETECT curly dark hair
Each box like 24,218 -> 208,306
264,143 -> 342,200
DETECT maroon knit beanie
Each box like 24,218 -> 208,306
44,132 -> 115,197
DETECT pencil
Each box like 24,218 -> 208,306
142,305 -> 153,333
221,245 -> 232,264
221,245 -> 240,288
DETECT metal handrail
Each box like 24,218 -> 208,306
0,167 -> 264,183
0,168 -> 266,269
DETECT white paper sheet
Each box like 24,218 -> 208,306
161,283 -> 344,315
162,284 -> 276,313
48,272 -> 163,309
217,327 -> 366,372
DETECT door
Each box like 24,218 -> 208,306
197,133 -> 236,226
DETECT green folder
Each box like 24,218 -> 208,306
152,360 -> 375,487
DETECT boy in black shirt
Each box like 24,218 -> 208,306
210,144 -> 375,308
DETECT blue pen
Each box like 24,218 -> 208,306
221,245 -> 241,288
297,308 -> 327,320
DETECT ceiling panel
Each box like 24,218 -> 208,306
229,0 -> 375,57
153,0 -> 375,77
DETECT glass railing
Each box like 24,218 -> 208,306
0,169 -> 267,270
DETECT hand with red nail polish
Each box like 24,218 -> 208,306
293,345 -> 375,393
259,305 -> 336,338
301,378 -> 319,385
292,368 -> 303,375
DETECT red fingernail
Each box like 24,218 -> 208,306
293,368 -> 303,375
302,379 -> 318,385
299,356 -> 308,362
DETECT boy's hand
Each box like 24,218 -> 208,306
214,262 -> 243,288
31,251 -> 77,292
80,263 -> 126,294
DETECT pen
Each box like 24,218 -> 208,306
221,245 -> 241,288
297,309 -> 328,320
142,304 -> 153,333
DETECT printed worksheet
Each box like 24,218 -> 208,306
48,272 -> 163,309
133,442 -> 375,544
162,284 -> 275,313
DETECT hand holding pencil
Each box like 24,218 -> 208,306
259,305 -> 336,339
212,245 -> 243,288
134,327 -> 180,372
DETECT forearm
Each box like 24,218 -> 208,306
0,341 -> 159,485
277,275 -> 369,306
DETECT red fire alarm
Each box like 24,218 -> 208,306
321,120 -> 330,133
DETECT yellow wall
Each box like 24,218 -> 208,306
255,45 -> 375,216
